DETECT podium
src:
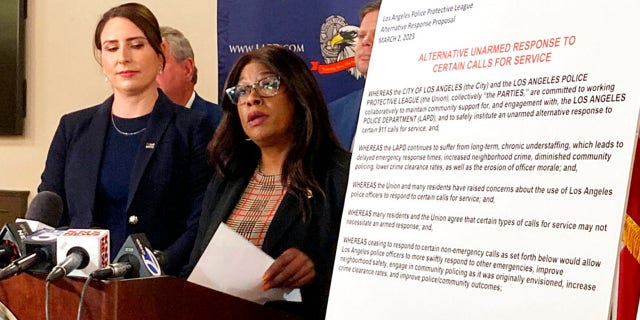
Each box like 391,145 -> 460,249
0,273 -> 302,319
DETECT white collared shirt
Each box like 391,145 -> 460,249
184,91 -> 196,109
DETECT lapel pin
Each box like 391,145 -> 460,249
145,142 -> 155,149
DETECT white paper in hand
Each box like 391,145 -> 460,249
187,223 -> 301,304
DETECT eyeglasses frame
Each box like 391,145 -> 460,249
225,76 -> 281,105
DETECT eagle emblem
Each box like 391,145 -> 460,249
319,15 -> 362,79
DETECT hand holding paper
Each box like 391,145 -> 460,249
262,247 -> 316,291
187,223 -> 301,304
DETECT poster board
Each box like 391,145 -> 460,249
217,0 -> 368,102
326,1 -> 640,319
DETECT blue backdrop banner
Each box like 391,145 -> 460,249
217,0 -> 369,104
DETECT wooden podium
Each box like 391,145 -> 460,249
0,273 -> 302,319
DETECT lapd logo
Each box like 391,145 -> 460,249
312,15 -> 361,79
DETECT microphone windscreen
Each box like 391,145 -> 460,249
25,191 -> 63,227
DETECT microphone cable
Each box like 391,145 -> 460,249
44,273 -> 95,320
45,280 -> 51,320
76,274 -> 94,320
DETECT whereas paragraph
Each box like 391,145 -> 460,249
336,237 -> 600,293
354,139 -> 620,175
359,72 -> 625,135
344,208 -> 608,234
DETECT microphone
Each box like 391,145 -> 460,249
0,250 -> 46,280
46,229 -> 109,282
90,234 -> 163,280
25,191 -> 64,227
46,247 -> 89,282
0,222 -> 32,267
89,262 -> 132,280
0,228 -> 65,280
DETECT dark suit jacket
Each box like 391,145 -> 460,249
38,90 -> 214,275
191,92 -> 222,130
328,88 -> 363,150
183,148 -> 350,319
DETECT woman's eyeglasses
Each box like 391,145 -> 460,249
225,76 -> 281,105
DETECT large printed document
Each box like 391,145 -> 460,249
326,1 -> 640,319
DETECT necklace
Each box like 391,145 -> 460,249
111,114 -> 148,136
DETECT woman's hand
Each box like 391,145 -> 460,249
262,248 -> 316,290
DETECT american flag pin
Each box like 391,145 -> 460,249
145,143 -> 155,149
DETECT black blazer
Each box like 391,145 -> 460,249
39,90 -> 214,274
183,148 -> 350,319
191,92 -> 222,130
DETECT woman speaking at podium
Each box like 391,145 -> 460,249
183,46 -> 350,319
38,3 -> 214,275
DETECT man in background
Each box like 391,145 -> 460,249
329,0 -> 381,150
157,26 -> 221,129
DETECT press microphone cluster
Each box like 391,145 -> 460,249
0,191 -> 64,268
0,192 -> 170,284
0,227 -> 109,281
0,228 -> 163,283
